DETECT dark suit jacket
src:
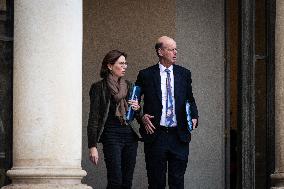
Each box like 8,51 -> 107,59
135,64 -> 198,143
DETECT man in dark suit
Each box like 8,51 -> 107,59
135,36 -> 198,189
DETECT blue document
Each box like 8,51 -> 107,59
186,101 -> 193,132
125,86 -> 141,122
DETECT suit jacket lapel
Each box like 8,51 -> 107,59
152,64 -> 162,102
173,65 -> 182,109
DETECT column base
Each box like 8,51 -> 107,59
271,172 -> 284,188
1,167 -> 91,188
1,184 -> 92,189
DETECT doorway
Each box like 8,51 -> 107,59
226,0 -> 275,188
0,0 -> 13,187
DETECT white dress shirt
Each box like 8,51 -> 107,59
159,63 -> 177,127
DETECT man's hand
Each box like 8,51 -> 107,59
89,147 -> 99,165
142,114 -> 155,134
192,119 -> 198,129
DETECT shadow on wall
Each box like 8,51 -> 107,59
82,0 -> 176,188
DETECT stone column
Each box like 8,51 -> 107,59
2,1 -> 90,189
271,1 -> 284,188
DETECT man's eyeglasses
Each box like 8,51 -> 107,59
162,48 -> 178,52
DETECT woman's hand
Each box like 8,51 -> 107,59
89,147 -> 99,165
128,99 -> 140,111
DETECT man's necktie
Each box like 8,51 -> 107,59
165,69 -> 174,127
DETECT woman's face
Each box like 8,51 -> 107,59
108,55 -> 127,78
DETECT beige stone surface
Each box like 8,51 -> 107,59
82,0 -> 175,188
2,184 -> 91,189
4,0 -> 89,188
13,0 -> 83,165
272,0 -> 284,187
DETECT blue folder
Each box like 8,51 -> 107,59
125,86 -> 141,123
186,101 -> 193,132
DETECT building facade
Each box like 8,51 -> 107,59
0,0 -> 283,188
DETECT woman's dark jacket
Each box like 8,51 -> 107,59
87,79 -> 141,148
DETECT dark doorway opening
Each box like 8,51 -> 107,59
0,0 -> 13,187
225,0 -> 275,188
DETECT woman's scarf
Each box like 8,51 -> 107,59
107,74 -> 128,124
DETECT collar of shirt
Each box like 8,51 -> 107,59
158,62 -> 173,73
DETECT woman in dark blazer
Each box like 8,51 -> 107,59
87,50 -> 140,189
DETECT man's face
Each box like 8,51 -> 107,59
159,40 -> 177,65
